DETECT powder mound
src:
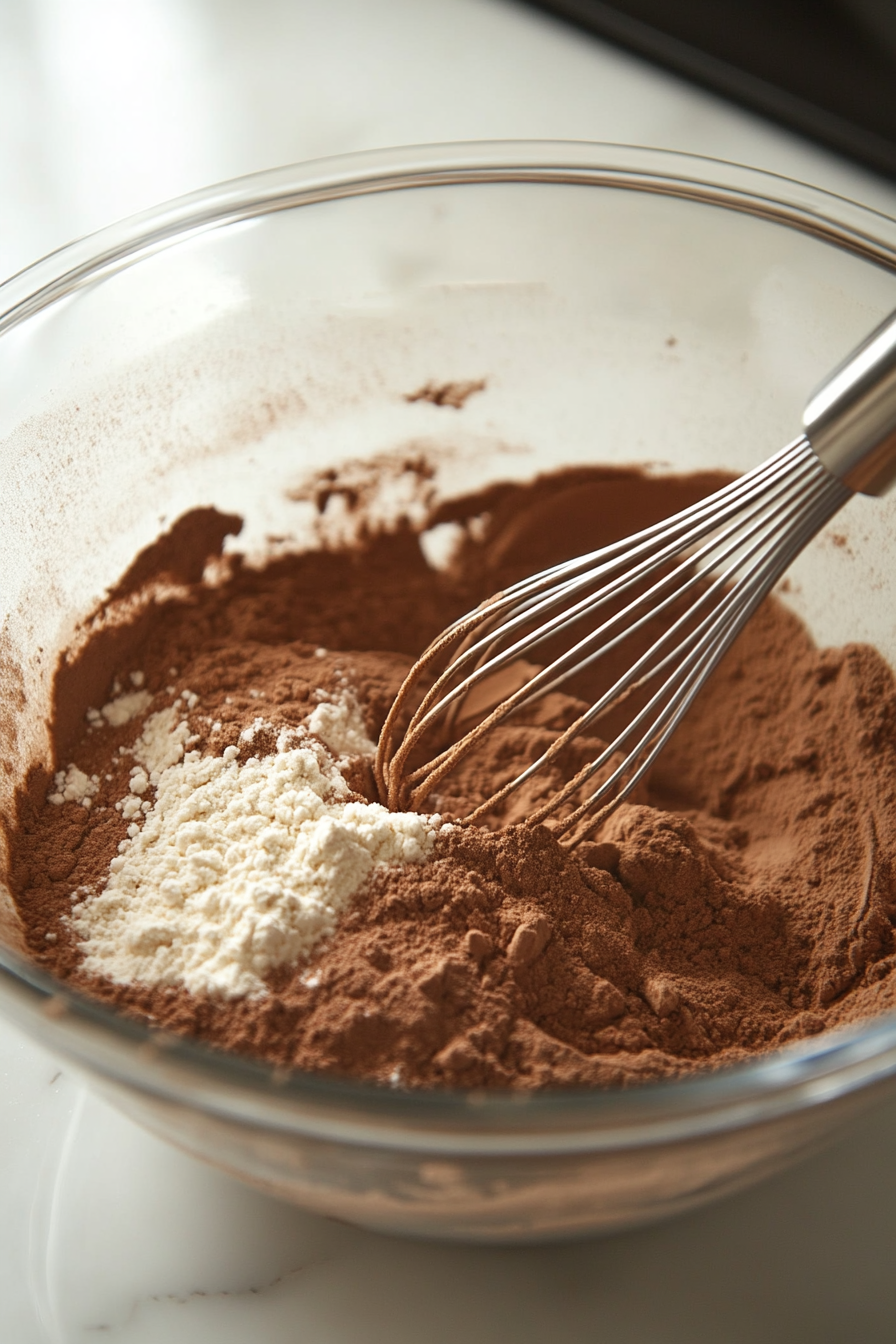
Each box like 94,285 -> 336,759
72,727 -> 439,998
9,463 -> 896,1090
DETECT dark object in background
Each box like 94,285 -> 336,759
528,0 -> 896,179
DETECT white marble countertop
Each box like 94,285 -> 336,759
4,2 -> 896,1339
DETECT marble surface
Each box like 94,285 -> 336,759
4,0 -> 896,1339
4,1018 -> 896,1343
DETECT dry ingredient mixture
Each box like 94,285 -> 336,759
6,463 -> 896,1088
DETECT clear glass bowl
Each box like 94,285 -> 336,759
3,142 -> 896,1244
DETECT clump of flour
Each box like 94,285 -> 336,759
71,715 -> 439,998
86,684 -> 153,729
48,765 -> 99,808
306,689 -> 376,758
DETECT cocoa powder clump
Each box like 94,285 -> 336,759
6,462 -> 896,1089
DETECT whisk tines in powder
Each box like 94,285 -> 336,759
375,438 -> 849,842
376,306 -> 896,843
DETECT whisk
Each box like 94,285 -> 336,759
376,310 -> 896,843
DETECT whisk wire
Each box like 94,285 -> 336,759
462,470 -> 845,829
383,441 -> 815,798
376,437 -> 852,838
549,468 -> 851,839
376,440 -> 813,794
508,444 -> 828,704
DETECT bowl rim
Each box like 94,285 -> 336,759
4,138 -> 896,332
3,138 -> 896,1154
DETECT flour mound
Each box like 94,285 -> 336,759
71,734 -> 439,997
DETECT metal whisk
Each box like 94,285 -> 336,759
376,310 -> 896,843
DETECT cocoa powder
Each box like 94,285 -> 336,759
6,463 -> 896,1089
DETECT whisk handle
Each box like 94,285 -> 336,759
803,308 -> 896,495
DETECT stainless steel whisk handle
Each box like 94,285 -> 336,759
803,308 -> 896,495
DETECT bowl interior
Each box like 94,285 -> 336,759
3,148 -> 896,1127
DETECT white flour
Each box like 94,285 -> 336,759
306,691 -> 377,758
48,764 -> 99,808
87,687 -> 153,729
71,704 -> 439,998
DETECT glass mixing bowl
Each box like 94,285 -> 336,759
3,142 -> 896,1244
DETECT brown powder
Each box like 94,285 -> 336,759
404,379 -> 487,408
6,463 -> 896,1089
